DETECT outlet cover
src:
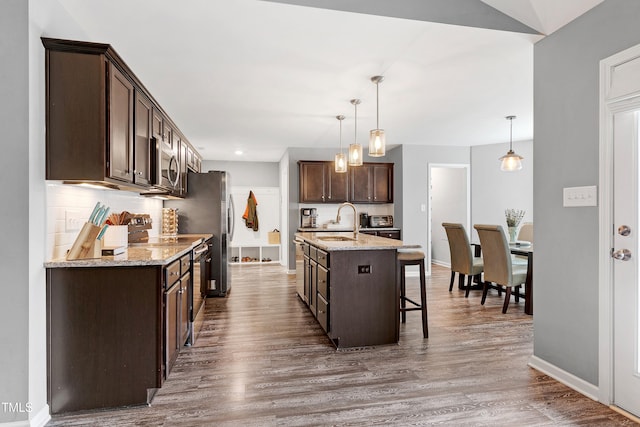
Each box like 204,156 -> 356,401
65,209 -> 83,232
563,186 -> 597,207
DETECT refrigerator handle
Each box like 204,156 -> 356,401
229,194 -> 235,241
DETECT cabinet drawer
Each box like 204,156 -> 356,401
310,246 -> 318,261
378,230 -> 401,240
317,294 -> 329,333
180,253 -> 191,275
165,260 -> 181,288
316,248 -> 329,268
303,242 -> 310,257
317,265 -> 329,300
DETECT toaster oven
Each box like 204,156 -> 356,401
368,215 -> 393,228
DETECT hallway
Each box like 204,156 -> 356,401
48,264 -> 633,426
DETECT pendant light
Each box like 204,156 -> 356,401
369,75 -> 386,157
348,99 -> 363,166
499,115 -> 523,171
335,115 -> 347,173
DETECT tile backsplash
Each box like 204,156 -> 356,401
46,183 -> 163,260
298,203 -> 394,229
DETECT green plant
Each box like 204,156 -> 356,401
505,209 -> 526,227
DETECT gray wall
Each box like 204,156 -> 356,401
470,140 -> 533,241
398,144 -> 470,269
202,160 -> 280,187
1,1 -> 30,423
534,0 -> 640,385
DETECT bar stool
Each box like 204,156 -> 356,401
397,249 -> 428,338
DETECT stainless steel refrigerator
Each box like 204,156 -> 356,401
165,170 -> 235,297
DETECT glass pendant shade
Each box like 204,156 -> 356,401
348,143 -> 363,166
499,115 -> 522,172
348,99 -> 363,166
334,115 -> 347,173
499,151 -> 523,171
335,153 -> 347,173
369,129 -> 386,157
369,76 -> 386,157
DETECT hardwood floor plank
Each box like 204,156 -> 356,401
47,264 -> 633,426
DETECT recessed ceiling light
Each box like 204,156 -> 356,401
235,150 -> 243,155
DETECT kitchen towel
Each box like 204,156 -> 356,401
242,190 -> 259,231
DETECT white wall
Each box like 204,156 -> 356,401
430,166 -> 469,265
46,184 -> 163,260
470,140 -> 534,241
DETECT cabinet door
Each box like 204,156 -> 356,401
299,162 -> 326,202
165,282 -> 180,377
326,164 -> 349,202
134,91 -> 152,186
372,164 -> 393,203
350,164 -> 372,202
310,260 -> 317,316
303,255 -> 310,304
179,273 -> 190,346
179,140 -> 188,195
108,63 -> 134,182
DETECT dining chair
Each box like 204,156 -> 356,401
473,224 -> 527,313
442,223 -> 484,297
512,222 -> 533,266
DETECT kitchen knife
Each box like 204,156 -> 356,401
88,202 -> 102,224
96,207 -> 110,225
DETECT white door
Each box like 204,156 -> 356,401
612,108 -> 640,417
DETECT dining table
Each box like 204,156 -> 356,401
472,242 -> 533,315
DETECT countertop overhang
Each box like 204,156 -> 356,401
44,234 -> 212,268
295,231 -> 416,251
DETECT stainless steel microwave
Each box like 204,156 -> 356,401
155,137 -> 179,190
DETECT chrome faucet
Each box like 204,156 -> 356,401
336,202 -> 359,239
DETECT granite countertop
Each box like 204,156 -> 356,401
295,231 -> 417,251
298,227 -> 401,232
44,234 -> 213,268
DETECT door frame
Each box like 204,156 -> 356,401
427,163 -> 471,271
598,42 -> 640,406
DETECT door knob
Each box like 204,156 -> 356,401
618,225 -> 631,236
612,249 -> 632,261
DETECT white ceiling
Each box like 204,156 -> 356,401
54,0 -> 602,162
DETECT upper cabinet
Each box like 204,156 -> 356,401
42,37 -> 201,195
299,161 -> 393,204
299,161 -> 349,203
350,163 -> 393,203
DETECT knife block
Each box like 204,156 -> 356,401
67,222 -> 102,260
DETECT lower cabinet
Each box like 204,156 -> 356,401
164,254 -> 191,378
46,252 -> 193,414
300,243 -> 398,348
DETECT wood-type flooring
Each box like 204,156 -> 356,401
47,264 -> 635,426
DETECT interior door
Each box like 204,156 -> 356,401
612,108 -> 640,417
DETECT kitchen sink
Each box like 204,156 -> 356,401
316,235 -> 357,242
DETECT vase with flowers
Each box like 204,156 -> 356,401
505,208 -> 526,243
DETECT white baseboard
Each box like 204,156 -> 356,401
528,355 -> 599,401
0,404 -> 50,427
432,260 -> 450,268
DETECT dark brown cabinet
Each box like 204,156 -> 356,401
108,63 -> 134,182
299,161 -> 393,204
164,254 -> 191,378
360,229 -> 401,240
42,37 -> 201,195
350,163 -> 393,203
134,91 -> 153,186
298,239 -> 398,348
299,161 -> 349,203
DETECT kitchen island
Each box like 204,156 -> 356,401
44,234 -> 211,414
295,231 -> 412,349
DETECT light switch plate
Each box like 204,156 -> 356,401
563,186 -> 597,207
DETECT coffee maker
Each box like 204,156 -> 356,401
300,208 -> 317,228
359,212 -> 370,229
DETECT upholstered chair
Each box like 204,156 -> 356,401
512,222 -> 533,266
473,224 -> 527,313
442,223 -> 484,297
